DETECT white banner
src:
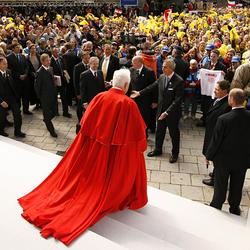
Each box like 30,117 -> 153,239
199,69 -> 225,98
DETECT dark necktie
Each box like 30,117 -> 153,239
2,72 -> 6,79
94,72 -> 97,78
136,69 -> 140,78
56,59 -> 62,74
165,76 -> 169,89
17,54 -> 22,63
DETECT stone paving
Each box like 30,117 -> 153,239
4,104 -> 250,218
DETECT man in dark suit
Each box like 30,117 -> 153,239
50,47 -> 72,118
63,42 -> 81,106
99,44 -> 120,82
7,43 -> 32,115
73,51 -> 90,122
202,80 -> 231,186
80,56 -> 106,111
206,88 -> 250,215
131,58 -> 184,163
0,56 -> 25,137
35,54 -> 57,137
129,56 -> 156,134
197,49 -> 227,127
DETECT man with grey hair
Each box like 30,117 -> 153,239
130,55 -> 156,135
18,68 -> 148,244
206,88 -> 250,215
82,41 -> 95,57
80,56 -> 105,111
131,58 -> 184,163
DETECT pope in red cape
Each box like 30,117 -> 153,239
18,68 -> 148,245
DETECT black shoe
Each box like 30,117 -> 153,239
76,123 -> 81,134
196,120 -> 205,127
14,131 -> 26,138
169,155 -> 178,163
229,207 -> 241,216
0,131 -> 9,137
50,131 -> 58,138
5,120 -> 13,127
63,113 -> 72,118
147,150 -> 162,157
202,178 -> 214,186
209,172 -> 214,178
35,104 -> 41,110
23,111 -> 33,115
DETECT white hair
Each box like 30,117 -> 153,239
112,69 -> 131,88
190,59 -> 198,64
164,58 -> 176,71
89,56 -> 99,64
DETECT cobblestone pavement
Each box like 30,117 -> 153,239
4,104 -> 250,218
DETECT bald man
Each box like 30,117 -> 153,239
206,88 -> 250,215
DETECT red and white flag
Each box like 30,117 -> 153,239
228,1 -> 236,7
164,8 -> 172,22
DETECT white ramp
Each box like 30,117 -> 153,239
1,136 -> 250,250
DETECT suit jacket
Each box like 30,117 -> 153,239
35,66 -> 57,114
174,56 -> 189,81
73,62 -> 89,96
0,70 -> 19,103
63,50 -> 81,79
129,66 -> 156,126
206,108 -> 250,170
203,61 -> 227,73
99,55 -> 120,81
7,52 -> 29,80
202,96 -> 231,155
80,69 -> 105,104
7,53 -> 29,94
140,73 -> 184,120
50,56 -> 67,86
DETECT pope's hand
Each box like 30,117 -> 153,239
158,112 -> 167,120
130,91 -> 140,99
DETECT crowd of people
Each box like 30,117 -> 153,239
1,5 -> 250,215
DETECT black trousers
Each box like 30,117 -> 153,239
0,100 -> 22,133
42,106 -> 55,133
66,79 -> 75,106
155,117 -> 180,156
200,95 -> 213,124
148,108 -> 157,132
76,99 -> 83,122
210,164 -> 247,211
56,85 -> 69,115
17,79 -> 30,113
